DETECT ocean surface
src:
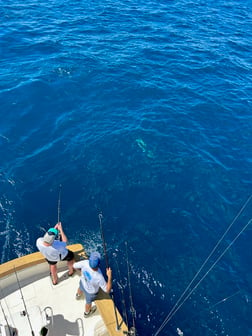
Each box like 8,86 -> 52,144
0,0 -> 251,335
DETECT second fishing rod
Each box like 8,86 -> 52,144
98,213 -> 120,331
98,213 -> 137,335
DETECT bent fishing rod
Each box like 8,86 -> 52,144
57,184 -> 62,240
57,184 -> 62,223
98,213 -> 109,268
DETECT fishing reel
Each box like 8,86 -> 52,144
123,327 -> 137,336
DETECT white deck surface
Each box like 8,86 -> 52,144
0,264 -> 109,336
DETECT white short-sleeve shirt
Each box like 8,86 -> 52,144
36,237 -> 68,261
73,260 -> 107,294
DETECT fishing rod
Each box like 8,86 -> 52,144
13,267 -> 35,336
0,297 -> 18,336
98,213 -> 120,331
113,252 -> 129,328
98,213 -> 109,268
125,241 -> 137,336
57,184 -> 62,241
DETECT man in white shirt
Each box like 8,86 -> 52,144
73,252 -> 112,317
36,222 -> 75,285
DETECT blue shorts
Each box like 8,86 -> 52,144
79,280 -> 98,304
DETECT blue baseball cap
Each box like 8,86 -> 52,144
89,252 -> 101,268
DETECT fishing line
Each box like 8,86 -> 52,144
155,195 -> 252,331
166,218 -> 252,324
181,290 -> 241,325
154,194 -> 252,336
155,216 -> 252,336
57,184 -> 62,223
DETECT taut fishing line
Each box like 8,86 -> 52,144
154,194 -> 252,336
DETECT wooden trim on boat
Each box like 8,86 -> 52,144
96,291 -> 129,336
0,244 -> 85,278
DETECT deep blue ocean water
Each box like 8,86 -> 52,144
0,0 -> 251,335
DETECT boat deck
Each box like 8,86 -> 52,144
0,244 -> 128,336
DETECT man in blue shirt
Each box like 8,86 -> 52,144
73,252 -> 112,317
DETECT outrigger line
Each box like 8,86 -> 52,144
181,289 -> 241,324
154,194 -> 252,336
13,267 -> 35,336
